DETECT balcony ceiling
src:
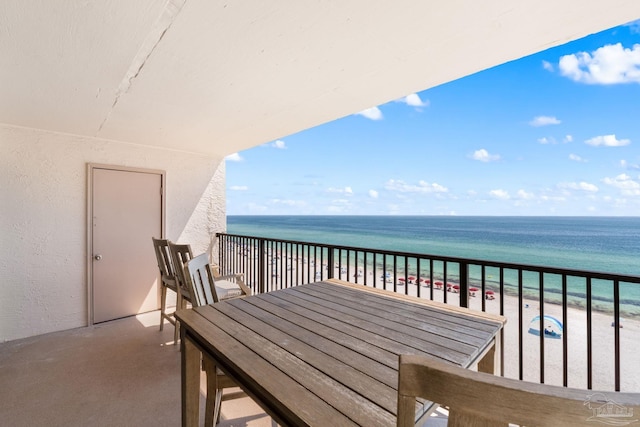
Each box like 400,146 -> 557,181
1,1 -> 639,157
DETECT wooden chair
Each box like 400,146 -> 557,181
184,253 -> 251,426
167,241 -> 194,312
151,237 -> 180,343
169,242 -> 226,307
185,253 -> 250,306
397,354 -> 640,427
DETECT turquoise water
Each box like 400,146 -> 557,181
227,216 -> 640,315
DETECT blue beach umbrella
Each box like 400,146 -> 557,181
528,315 -> 563,339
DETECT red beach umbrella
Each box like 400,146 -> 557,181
408,276 -> 416,281
398,277 -> 406,282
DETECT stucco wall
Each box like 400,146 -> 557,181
0,124 -> 226,341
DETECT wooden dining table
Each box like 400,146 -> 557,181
175,278 -> 506,427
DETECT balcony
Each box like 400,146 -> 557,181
3,234 -> 637,426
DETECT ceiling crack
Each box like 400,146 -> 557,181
97,0 -> 187,135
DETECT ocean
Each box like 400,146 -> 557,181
227,215 -> 640,315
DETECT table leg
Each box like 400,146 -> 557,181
181,333 -> 201,427
478,333 -> 501,374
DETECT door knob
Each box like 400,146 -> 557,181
94,254 -> 103,261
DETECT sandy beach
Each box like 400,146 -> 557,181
262,252 -> 640,393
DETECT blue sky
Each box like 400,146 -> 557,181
227,21 -> 640,216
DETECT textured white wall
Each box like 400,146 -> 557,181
0,124 -> 226,341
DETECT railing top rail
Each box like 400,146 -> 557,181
217,232 -> 640,284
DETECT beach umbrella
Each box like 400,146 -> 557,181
434,281 -> 444,289
485,290 -> 495,300
398,277 -> 406,281
528,315 -> 563,339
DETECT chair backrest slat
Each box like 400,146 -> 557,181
397,354 -> 640,427
184,253 -> 219,307
168,242 -> 193,302
152,237 -> 174,279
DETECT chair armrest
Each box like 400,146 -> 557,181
211,264 -> 221,277
216,274 -> 252,297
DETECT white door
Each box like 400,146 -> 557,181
91,167 -> 163,323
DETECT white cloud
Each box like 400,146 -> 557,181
270,199 -> 307,207
569,153 -> 587,162
226,152 -> 243,161
529,116 -> 561,127
489,189 -> 510,200
542,60 -> 554,71
516,190 -> 535,200
585,134 -> 631,147
384,179 -> 448,193
558,181 -> 599,192
558,43 -> 640,84
327,187 -> 353,195
540,194 -> 567,202
262,140 -> 287,149
537,137 -> 556,145
603,174 -> 640,195
398,93 -> 429,108
330,198 -> 350,205
620,159 -> 640,170
471,149 -> 500,162
563,135 -> 574,143
356,107 -> 383,120
368,190 -> 379,199
229,185 -> 248,191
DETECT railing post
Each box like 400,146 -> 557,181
327,246 -> 334,279
459,262 -> 469,308
219,233 -> 227,274
258,239 -> 265,294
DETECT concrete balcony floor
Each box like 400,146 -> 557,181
0,310 -> 273,427
0,310 -> 448,427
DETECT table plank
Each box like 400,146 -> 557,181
238,295 -> 398,388
179,308 -> 360,427
281,287 -> 478,365
299,281 -> 503,360
302,282 -> 499,340
316,280 -> 502,332
261,291 -> 407,366
214,299 -> 397,413
316,280 -> 505,365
